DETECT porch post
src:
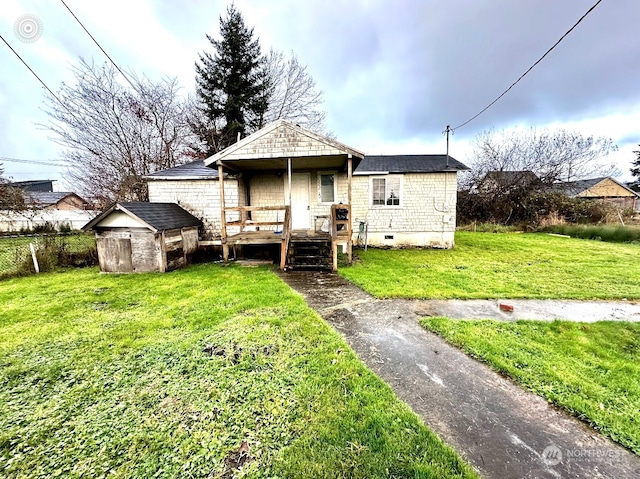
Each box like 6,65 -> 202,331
218,162 -> 229,262
287,157 -> 292,205
347,155 -> 353,264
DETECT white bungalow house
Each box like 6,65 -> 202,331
146,120 -> 468,270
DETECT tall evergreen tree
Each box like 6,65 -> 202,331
194,4 -> 268,156
630,145 -> 640,192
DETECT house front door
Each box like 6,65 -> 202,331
287,173 -> 310,230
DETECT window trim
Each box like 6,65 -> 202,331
370,175 -> 403,208
317,170 -> 338,205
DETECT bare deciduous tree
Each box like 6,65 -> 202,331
43,59 -> 196,203
466,127 -> 619,189
0,165 -> 25,211
263,49 -> 327,132
458,128 -> 620,225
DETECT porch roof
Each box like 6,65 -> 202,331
204,120 -> 364,172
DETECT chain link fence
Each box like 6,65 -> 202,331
0,233 -> 97,280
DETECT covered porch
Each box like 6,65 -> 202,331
205,120 -> 364,271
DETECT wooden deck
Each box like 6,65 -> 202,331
219,204 -> 352,271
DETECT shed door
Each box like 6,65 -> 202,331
97,237 -> 133,272
287,173 -> 310,230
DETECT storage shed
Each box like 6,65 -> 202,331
83,202 -> 202,273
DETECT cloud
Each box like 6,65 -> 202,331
1,0 -> 639,183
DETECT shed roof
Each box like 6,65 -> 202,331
83,202 -> 202,233
354,155 -> 469,174
145,160 -> 220,180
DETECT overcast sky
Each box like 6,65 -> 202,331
1,0 -> 639,189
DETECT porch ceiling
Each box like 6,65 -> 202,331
219,154 -> 358,172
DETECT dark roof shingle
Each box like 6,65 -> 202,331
84,202 -> 202,232
119,202 -> 202,230
145,161 -> 219,179
355,155 -> 469,173
26,192 -> 86,206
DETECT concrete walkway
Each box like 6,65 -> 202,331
410,298 -> 640,322
277,271 -> 640,479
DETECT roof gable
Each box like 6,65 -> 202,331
83,202 -> 202,233
204,120 -> 364,166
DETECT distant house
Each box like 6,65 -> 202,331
0,186 -> 97,232
553,177 -> 640,211
144,120 -> 469,270
26,192 -> 91,211
83,202 -> 202,273
9,180 -> 55,192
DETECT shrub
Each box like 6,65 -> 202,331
10,234 -> 97,278
539,224 -> 640,242
458,189 -> 623,227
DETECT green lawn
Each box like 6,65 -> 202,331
0,266 -> 476,479
341,232 -> 640,299
421,318 -> 640,454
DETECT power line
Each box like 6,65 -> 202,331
0,34 -> 71,113
60,0 -> 139,92
452,0 -> 605,132
0,157 -> 64,167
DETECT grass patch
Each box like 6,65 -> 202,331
0,265 -> 475,478
341,232 -> 640,299
539,224 -> 640,242
421,318 -> 640,454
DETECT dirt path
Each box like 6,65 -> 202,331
277,271 -> 640,479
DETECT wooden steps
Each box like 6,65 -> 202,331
286,235 -> 332,271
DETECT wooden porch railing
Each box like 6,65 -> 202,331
223,205 -> 289,231
330,204 -> 353,271
221,205 -> 292,269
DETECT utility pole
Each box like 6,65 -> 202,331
443,125 -> 452,168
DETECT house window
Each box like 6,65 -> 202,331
318,172 -> 336,203
372,176 -> 401,206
